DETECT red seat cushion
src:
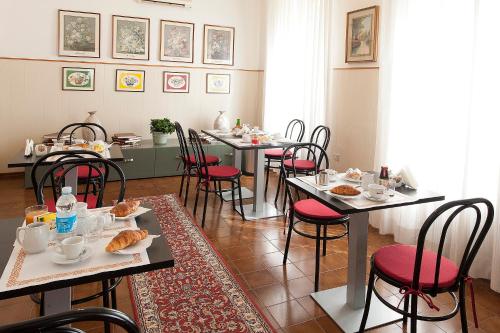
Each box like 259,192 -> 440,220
294,199 -> 345,220
374,244 -> 459,289
265,148 -> 292,158
188,154 -> 220,165
284,159 -> 316,170
201,166 -> 240,179
55,166 -> 104,179
46,194 -> 98,212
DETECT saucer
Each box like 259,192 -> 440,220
51,245 -> 93,265
363,191 -> 389,202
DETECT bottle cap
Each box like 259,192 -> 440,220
62,186 -> 72,195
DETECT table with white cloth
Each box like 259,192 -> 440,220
286,176 -> 445,332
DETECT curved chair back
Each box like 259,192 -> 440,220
36,157 -> 125,208
307,125 -> 331,161
174,121 -> 190,168
285,119 -> 305,143
188,129 -> 209,177
413,198 -> 494,294
58,122 -> 108,144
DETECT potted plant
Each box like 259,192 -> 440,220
150,118 -> 175,145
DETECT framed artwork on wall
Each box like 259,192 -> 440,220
163,72 -> 190,93
62,67 -> 95,91
160,20 -> 194,63
206,73 -> 230,94
112,15 -> 150,60
115,69 -> 145,92
345,6 -> 379,63
203,24 -> 235,66
58,10 -> 100,58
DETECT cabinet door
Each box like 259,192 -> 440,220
155,146 -> 183,177
109,148 -> 155,181
207,145 -> 234,166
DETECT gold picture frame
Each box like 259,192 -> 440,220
345,6 -> 379,63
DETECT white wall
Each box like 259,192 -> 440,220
0,0 -> 264,173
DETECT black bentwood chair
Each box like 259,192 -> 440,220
35,157 -> 126,333
174,121 -> 220,206
281,143 -> 349,292
264,119 -> 305,197
0,307 -> 139,333
188,129 -> 245,227
57,122 -> 108,144
359,198 -> 494,333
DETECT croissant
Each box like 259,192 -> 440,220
331,185 -> 360,196
105,229 -> 149,252
110,200 -> 141,217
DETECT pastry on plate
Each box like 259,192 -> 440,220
110,200 -> 141,217
330,185 -> 361,196
345,168 -> 362,180
105,229 -> 149,252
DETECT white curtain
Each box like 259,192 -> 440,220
371,0 -> 500,291
262,0 -> 330,137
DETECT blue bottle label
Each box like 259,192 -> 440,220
56,215 -> 77,233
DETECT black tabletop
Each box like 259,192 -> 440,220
0,205 -> 174,300
7,145 -> 124,168
201,130 -> 296,151
286,177 -> 445,215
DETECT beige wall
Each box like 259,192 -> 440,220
327,0 -> 381,171
0,0 -> 264,173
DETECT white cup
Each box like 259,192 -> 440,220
368,184 -> 387,199
16,222 -> 50,254
58,236 -> 84,260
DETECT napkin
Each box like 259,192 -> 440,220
24,139 -> 34,157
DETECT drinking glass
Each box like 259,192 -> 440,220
83,214 -> 103,243
387,178 -> 396,196
25,205 -> 49,224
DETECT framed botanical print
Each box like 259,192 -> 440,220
163,72 -> 190,93
160,20 -> 194,63
345,6 -> 379,63
115,69 -> 145,92
58,10 -> 100,58
112,15 -> 150,60
203,25 -> 235,66
62,67 -> 95,91
206,73 -> 230,94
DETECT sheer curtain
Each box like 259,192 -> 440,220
262,0 -> 330,136
371,0 -> 500,291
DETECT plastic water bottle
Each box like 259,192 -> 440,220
55,186 -> 78,241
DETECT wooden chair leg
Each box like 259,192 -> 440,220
359,269 -> 376,332
283,211 -> 294,263
403,294 -> 410,326
218,181 -> 223,204
265,158 -> 270,197
231,181 -> 236,211
459,281 -> 469,333
39,293 -> 45,316
274,169 -> 282,206
322,224 -> 327,256
110,278 -> 117,310
237,178 -> 245,221
314,224 -> 321,292
201,185 -> 209,228
102,280 -> 110,333
179,170 -> 185,198
193,181 -> 201,215
184,170 -> 191,207
410,293 -> 418,333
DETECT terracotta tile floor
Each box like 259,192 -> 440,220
0,173 -> 499,332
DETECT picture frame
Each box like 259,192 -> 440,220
345,6 -> 379,63
206,73 -> 231,94
203,24 -> 235,66
115,69 -> 145,92
163,72 -> 190,93
58,10 -> 100,58
112,15 -> 150,60
62,67 -> 95,91
160,20 -> 194,63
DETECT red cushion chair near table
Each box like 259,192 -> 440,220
45,194 -> 98,212
359,198 -> 495,333
281,143 -> 349,292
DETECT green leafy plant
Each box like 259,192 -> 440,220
150,118 -> 175,134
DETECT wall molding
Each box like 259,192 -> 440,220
0,56 -> 264,73
333,66 -> 379,70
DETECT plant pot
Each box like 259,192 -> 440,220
152,132 -> 169,145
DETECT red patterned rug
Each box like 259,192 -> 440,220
127,194 -> 275,333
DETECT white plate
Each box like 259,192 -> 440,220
338,173 -> 363,183
363,191 -> 389,202
50,245 -> 93,265
114,206 -> 151,221
112,235 -> 161,255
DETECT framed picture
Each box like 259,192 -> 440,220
115,69 -> 145,92
206,73 -> 230,94
203,24 -> 235,66
58,10 -> 100,58
62,67 -> 95,91
112,15 -> 150,60
345,6 -> 379,63
160,20 -> 194,63
163,72 -> 190,93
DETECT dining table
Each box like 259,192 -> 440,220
285,175 -> 445,332
201,129 -> 295,220
0,204 -> 174,316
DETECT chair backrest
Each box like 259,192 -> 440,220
413,198 -> 494,294
174,121 -> 190,168
58,122 -> 108,144
36,157 -> 125,208
307,125 -> 331,160
285,119 -> 305,142
188,129 -> 209,177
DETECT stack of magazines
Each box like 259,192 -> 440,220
112,133 -> 142,146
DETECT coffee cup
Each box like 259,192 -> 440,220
368,184 -> 387,199
16,222 -> 50,254
58,236 -> 85,260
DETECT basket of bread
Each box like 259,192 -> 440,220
329,185 -> 361,199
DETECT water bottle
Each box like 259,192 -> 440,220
55,186 -> 78,241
